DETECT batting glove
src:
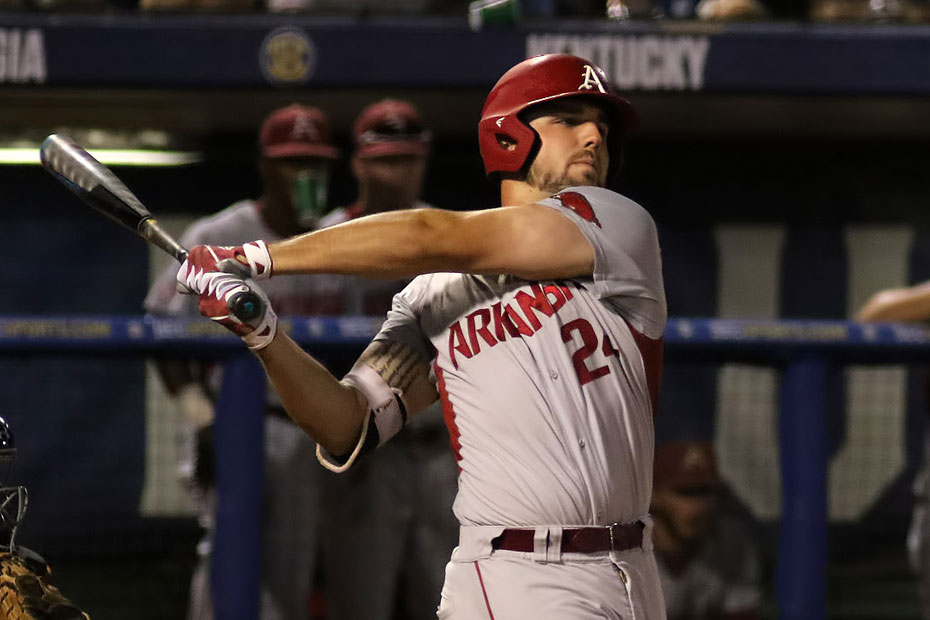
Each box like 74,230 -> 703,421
178,265 -> 278,350
187,241 -> 273,281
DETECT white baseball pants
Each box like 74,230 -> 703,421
436,525 -> 667,619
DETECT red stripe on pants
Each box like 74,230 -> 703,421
474,562 -> 496,620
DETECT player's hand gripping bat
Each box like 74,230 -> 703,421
39,134 -> 263,321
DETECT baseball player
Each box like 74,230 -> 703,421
177,54 -> 667,618
316,98 -> 435,315
856,284 -> 930,620
651,441 -> 761,620
318,98 -> 459,620
145,104 -> 342,620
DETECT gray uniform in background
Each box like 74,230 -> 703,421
657,511 -> 761,620
146,199 -> 335,620
909,432 -> 930,620
148,198 -> 459,620
317,204 -> 460,620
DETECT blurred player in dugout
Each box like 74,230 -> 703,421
857,283 -> 930,620
145,103 -> 341,620
651,440 -> 761,620
316,98 -> 459,620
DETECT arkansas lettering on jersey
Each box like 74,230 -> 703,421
369,186 -> 666,527
446,278 -> 661,405
447,281 -> 575,369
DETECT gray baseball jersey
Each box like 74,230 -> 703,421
908,430 -> 930,620
365,186 -> 666,527
146,199 -> 346,317
145,198 -> 324,620
658,512 -> 761,619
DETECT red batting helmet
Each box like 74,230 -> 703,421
478,54 -> 639,183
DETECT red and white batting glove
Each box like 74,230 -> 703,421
177,265 -> 278,350
186,240 -> 273,281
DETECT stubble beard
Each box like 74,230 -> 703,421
526,157 -> 600,195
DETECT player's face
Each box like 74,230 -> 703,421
353,154 -> 427,213
651,482 -> 721,544
524,100 -> 610,193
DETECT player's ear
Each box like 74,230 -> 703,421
496,134 -> 517,152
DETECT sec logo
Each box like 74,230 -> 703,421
259,27 -> 316,85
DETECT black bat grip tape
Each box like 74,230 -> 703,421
228,291 -> 263,322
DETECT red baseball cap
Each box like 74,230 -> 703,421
353,99 -> 431,159
259,104 -> 339,160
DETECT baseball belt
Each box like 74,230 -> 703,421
491,521 -> 644,554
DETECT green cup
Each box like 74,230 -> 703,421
293,171 -> 328,229
468,0 -> 520,31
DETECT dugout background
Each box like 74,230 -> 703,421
1,15 -> 930,620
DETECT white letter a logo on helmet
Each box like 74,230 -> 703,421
579,65 -> 607,94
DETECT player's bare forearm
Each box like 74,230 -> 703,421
856,282 -> 930,322
253,330 -> 368,456
267,205 -> 594,281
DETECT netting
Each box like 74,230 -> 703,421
0,316 -> 928,619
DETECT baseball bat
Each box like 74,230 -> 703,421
39,134 -> 262,322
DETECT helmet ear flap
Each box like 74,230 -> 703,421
477,114 -> 539,177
